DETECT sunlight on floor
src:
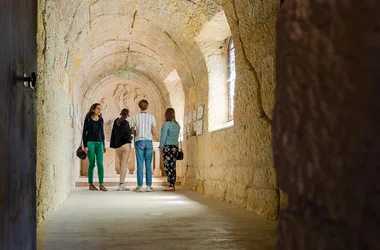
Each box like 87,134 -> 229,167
38,187 -> 277,250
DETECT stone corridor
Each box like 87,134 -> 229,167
37,188 -> 276,250
2,0 -> 380,249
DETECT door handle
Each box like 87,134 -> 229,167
23,72 -> 37,89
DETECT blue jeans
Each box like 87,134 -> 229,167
134,140 -> 153,186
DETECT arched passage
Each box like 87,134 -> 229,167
36,0 -> 224,223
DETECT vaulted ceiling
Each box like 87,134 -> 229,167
48,0 -> 224,102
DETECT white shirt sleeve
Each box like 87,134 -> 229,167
152,115 -> 156,127
130,116 -> 136,128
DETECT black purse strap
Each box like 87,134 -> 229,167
179,139 -> 182,150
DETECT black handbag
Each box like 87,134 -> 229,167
176,140 -> 184,160
76,139 -> 87,160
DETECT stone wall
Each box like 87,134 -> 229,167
274,1 -> 380,248
179,1 -> 281,219
36,0 -> 76,225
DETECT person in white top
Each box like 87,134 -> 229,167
130,99 -> 156,192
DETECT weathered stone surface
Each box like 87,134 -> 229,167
37,0 -> 76,225
180,0 -> 280,219
203,180 -> 229,201
274,0 -> 380,249
247,188 -> 279,220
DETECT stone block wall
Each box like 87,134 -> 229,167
36,0 -> 76,225
179,0 -> 281,219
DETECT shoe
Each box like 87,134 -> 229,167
99,184 -> 108,191
146,186 -> 154,192
162,186 -> 175,191
117,184 -> 130,191
133,186 -> 143,192
89,184 -> 98,191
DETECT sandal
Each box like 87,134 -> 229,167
99,184 -> 108,191
89,184 -> 98,191
162,186 -> 175,191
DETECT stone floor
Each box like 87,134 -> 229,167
37,187 -> 277,250
75,176 -> 170,187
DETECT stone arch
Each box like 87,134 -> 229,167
82,71 -> 167,127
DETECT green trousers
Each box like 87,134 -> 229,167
87,141 -> 104,184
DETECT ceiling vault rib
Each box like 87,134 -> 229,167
162,30 -> 196,85
64,0 -> 223,95
85,50 -> 166,75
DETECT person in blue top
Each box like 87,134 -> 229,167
159,108 -> 181,191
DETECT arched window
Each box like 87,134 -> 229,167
198,11 -> 235,132
227,38 -> 236,121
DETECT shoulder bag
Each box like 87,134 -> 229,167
76,139 -> 87,160
176,139 -> 184,160
76,119 -> 88,160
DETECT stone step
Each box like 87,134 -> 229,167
75,176 -> 178,187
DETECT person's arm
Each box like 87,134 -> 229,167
177,123 -> 181,142
151,115 -> 157,137
151,126 -> 156,137
101,118 -> 106,152
159,123 -> 168,149
110,120 -> 116,148
130,116 -> 136,136
82,118 -> 89,148
126,121 -> 132,142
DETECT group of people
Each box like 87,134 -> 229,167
82,99 -> 180,192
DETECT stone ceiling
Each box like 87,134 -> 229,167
49,0 -> 224,103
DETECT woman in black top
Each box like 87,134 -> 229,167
110,109 -> 132,191
82,103 -> 107,191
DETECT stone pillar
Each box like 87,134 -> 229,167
274,1 -> 380,249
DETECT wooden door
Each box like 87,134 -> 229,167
0,0 -> 37,249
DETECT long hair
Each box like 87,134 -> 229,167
117,108 -> 129,126
165,108 -> 176,122
85,103 -> 102,119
